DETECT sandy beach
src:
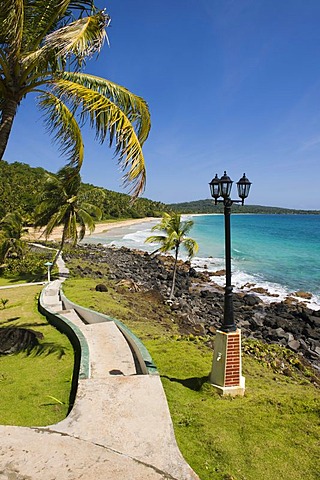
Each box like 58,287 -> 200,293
26,217 -> 159,242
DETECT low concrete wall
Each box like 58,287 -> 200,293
38,287 -> 90,414
60,291 -> 158,375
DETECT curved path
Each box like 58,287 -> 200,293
0,254 -> 199,480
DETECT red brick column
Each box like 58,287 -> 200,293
224,331 -> 241,387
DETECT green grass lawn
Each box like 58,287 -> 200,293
63,276 -> 320,480
0,284 -> 74,426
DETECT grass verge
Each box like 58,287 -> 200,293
63,275 -> 320,480
0,285 -> 73,426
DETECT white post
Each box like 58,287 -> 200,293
44,262 -> 53,283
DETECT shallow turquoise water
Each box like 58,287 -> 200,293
190,214 -> 320,298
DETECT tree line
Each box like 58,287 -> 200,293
0,161 -> 167,222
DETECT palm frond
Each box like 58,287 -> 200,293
51,78 -> 147,197
77,208 -> 95,234
145,234 -> 167,244
44,11 -> 108,68
183,238 -> 199,259
145,234 -> 176,253
21,8 -> 108,76
80,203 -> 102,219
0,0 -> 24,56
20,47 -> 51,76
69,213 -> 78,244
61,72 -> 151,144
0,212 -> 26,239
180,220 -> 194,236
38,173 -> 66,201
38,92 -> 84,169
151,213 -> 172,232
42,204 -> 69,238
23,0 -> 71,51
0,48 -> 11,82
63,1 -> 98,24
68,1 -> 96,13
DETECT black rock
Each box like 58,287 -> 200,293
243,294 -> 261,306
189,267 -> 198,278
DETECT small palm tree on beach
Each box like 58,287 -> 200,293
145,213 -> 198,300
0,0 -> 150,198
35,166 -> 101,265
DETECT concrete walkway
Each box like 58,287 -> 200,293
0,255 -> 199,479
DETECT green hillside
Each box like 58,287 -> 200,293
0,161 -> 167,221
168,199 -> 320,215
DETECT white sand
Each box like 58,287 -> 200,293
26,217 -> 159,242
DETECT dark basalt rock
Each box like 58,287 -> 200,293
72,244 -> 320,370
243,294 -> 262,306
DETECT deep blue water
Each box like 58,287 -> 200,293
85,214 -> 320,307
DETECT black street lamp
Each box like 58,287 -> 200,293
209,172 -> 252,332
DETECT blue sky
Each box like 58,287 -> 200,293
4,0 -> 320,209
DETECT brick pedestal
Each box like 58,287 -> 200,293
209,329 -> 245,396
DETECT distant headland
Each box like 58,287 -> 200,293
168,199 -> 320,215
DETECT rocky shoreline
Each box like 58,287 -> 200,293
67,244 -> 320,371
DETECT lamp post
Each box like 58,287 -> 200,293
209,172 -> 252,332
44,261 -> 53,283
208,171 -> 251,395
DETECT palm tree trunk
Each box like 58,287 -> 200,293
169,245 -> 179,300
0,99 -> 19,160
52,227 -> 67,268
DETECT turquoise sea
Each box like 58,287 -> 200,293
84,214 -> 320,309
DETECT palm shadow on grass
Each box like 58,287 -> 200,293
27,342 -> 66,359
161,375 -> 209,391
1,319 -> 49,329
0,325 -> 66,358
0,317 -> 20,324
9,321 -> 49,328
3,274 -> 44,284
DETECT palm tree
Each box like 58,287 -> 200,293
0,211 -> 27,263
145,213 -> 199,300
0,0 -> 150,198
35,166 -> 102,265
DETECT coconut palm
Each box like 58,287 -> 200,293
0,211 -> 27,263
35,166 -> 102,264
145,212 -> 198,300
0,0 -> 150,197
